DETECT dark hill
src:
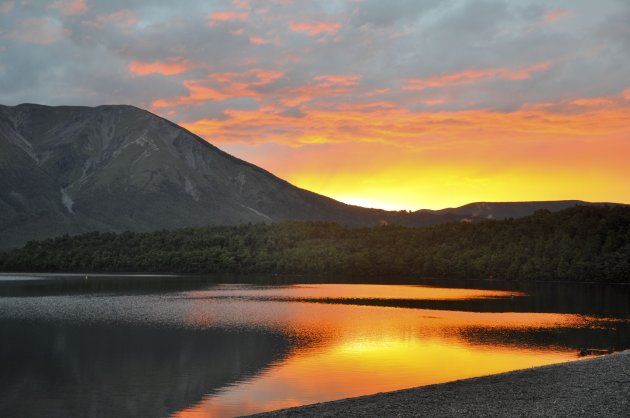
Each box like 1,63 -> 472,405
2,205 -> 629,282
431,200 -> 599,220
0,103 -> 618,248
0,103 -> 397,248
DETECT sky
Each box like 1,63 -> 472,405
1,0 -> 629,210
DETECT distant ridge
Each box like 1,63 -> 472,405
430,200 -> 616,220
0,103 -> 621,249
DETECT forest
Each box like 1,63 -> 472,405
1,205 -> 629,283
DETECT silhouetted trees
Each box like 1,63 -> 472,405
1,205 -> 629,282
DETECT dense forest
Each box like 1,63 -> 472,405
1,205 -> 629,282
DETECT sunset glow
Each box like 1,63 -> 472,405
174,284 -> 589,417
2,0 -> 629,209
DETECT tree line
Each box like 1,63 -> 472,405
1,205 -> 629,282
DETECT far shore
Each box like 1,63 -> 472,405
250,351 -> 630,417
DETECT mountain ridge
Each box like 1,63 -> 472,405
0,103 -> 622,249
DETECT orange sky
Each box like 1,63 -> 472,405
178,91 -> 630,210
4,0 -> 630,210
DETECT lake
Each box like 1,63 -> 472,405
1,274 -> 629,417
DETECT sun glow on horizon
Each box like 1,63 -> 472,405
5,0 -> 629,212
188,86 -> 630,211
218,116 -> 630,211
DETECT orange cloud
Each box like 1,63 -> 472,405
81,10 -> 137,27
249,36 -> 268,45
180,99 -> 630,147
129,58 -> 194,76
251,69 -> 284,85
50,0 -> 87,15
422,98 -> 447,106
209,10 -> 248,22
171,91 -> 630,210
278,83 -> 359,107
544,9 -> 571,22
289,21 -> 341,36
570,97 -> 613,107
151,69 -> 284,108
403,63 -> 550,90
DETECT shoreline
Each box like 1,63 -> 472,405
2,272 -> 630,287
250,351 -> 630,417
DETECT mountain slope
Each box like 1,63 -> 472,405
431,200 -> 596,220
0,103 -> 616,249
0,103 -> 398,248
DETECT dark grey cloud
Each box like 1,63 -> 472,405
0,0 -> 628,122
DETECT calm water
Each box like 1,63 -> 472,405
1,274 -> 629,417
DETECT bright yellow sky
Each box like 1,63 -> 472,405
212,100 -> 630,210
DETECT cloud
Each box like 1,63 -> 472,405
80,9 -> 137,28
2,0 -> 630,208
289,21 -> 341,36
151,68 -> 284,108
6,17 -> 65,44
570,97 -> 613,107
0,1 -> 14,14
544,9 -> 571,22
208,10 -> 248,24
249,36 -> 268,45
403,63 -> 551,91
313,74 -> 361,87
179,94 -> 630,147
50,0 -> 87,15
128,58 -> 194,76
280,106 -> 305,118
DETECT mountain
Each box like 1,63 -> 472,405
0,103 -> 411,248
430,200 -> 600,220
0,103 -> 615,249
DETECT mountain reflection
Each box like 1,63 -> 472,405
0,321 -> 290,418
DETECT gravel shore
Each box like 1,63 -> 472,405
250,351 -> 630,417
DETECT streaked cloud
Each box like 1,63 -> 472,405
1,0 -> 629,209
289,21 -> 341,36
209,10 -> 248,23
402,63 -> 550,91
151,68 -> 284,108
50,0 -> 87,16
81,9 -> 137,28
129,58 -> 194,76
544,9 -> 572,22
314,74 -> 361,87
6,17 -> 65,44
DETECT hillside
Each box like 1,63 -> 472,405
0,104 -> 612,249
0,103 -> 396,248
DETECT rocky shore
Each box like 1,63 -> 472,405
250,351 -> 630,417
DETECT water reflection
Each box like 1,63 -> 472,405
176,298 -> 621,416
0,321 -> 290,418
184,283 -> 525,301
0,277 -> 629,418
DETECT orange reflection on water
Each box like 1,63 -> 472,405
174,336 -> 575,418
191,283 -> 524,301
174,284 -> 595,417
